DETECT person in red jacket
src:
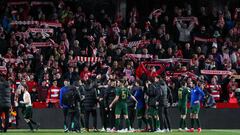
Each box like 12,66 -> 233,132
26,74 -> 37,93
205,76 -> 221,102
80,66 -> 92,81
46,81 -> 60,108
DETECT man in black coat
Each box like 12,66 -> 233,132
104,80 -> 116,130
156,76 -> 173,132
0,77 -> 11,132
82,78 -> 98,132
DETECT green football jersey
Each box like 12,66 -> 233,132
115,87 -> 130,103
178,86 -> 190,106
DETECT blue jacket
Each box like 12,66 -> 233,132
59,86 -> 69,108
190,86 -> 205,106
133,86 -> 145,109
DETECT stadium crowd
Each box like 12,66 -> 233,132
0,0 -> 240,133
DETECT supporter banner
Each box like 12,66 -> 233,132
200,70 -> 232,75
8,1 -> 28,6
28,28 -> 54,34
31,42 -> 52,48
30,1 -> 54,6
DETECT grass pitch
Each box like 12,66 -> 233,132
1,129 -> 240,135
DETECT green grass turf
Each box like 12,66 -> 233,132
1,129 -> 240,135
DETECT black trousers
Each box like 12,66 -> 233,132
84,109 -> 97,129
108,108 -> 115,129
73,108 -> 81,131
128,107 -> 136,128
0,107 -> 10,132
63,108 -> 74,130
158,106 -> 171,130
100,106 -> 107,129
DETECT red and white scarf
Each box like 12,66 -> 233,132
70,56 -> 101,63
11,21 -> 62,28
30,1 -> 54,6
175,17 -> 196,21
8,1 -> 28,6
200,70 -> 232,75
31,42 -> 52,48
28,28 -> 54,33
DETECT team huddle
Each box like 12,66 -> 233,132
58,74 -> 205,133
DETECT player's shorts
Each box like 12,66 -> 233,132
178,105 -> 187,115
190,104 -> 200,114
136,108 -> 145,117
24,106 -> 33,119
147,107 -> 158,116
115,102 -> 128,115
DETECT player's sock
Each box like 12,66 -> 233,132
156,120 -> 160,129
153,119 -> 157,130
115,118 -> 120,130
27,122 -> 34,131
137,119 -> 142,129
80,118 -> 85,128
196,119 -> 201,128
147,118 -> 153,131
30,119 -> 37,125
191,118 -> 195,128
142,117 -> 148,126
71,122 -> 75,130
126,119 -> 130,130
179,118 -> 183,129
64,125 -> 67,130
183,119 -> 187,128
